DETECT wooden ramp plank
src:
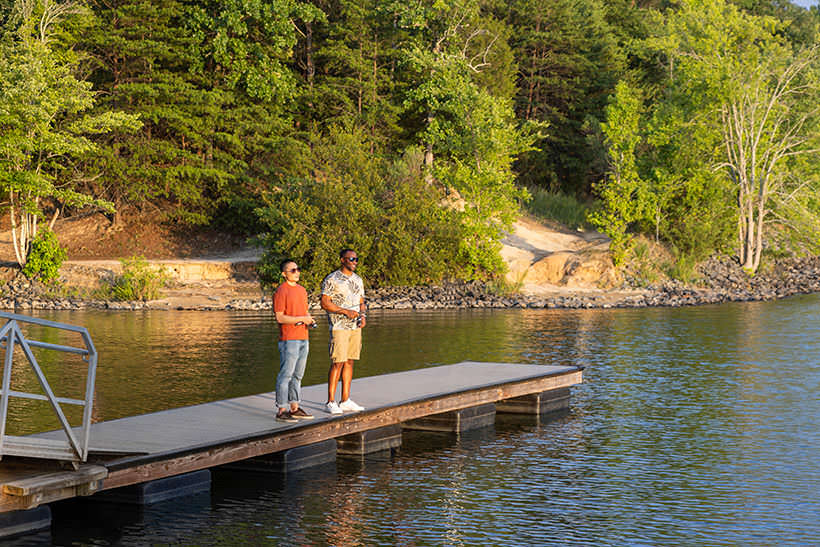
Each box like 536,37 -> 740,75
0,437 -> 78,462
2,465 -> 107,496
0,463 -> 107,511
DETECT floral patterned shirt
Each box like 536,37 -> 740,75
321,270 -> 365,330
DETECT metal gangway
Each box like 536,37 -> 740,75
0,312 -> 97,465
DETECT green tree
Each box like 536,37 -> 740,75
80,0 -> 321,228
396,1 -> 534,276
589,81 -> 648,263
502,0 -> 625,194
0,0 -> 139,266
298,0 -> 402,146
255,126 -> 461,288
655,0 -> 820,271
594,0 -> 820,272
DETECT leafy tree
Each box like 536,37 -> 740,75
589,81 -> 647,264
396,1 -> 534,276
730,0 -> 820,48
0,0 -> 139,266
655,0 -> 820,271
594,0 -> 820,272
255,126 -> 461,288
80,0 -> 321,228
298,0 -> 402,146
502,0 -> 625,194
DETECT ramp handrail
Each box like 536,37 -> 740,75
0,312 -> 97,463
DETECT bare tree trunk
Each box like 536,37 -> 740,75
752,183 -> 768,271
47,205 -> 60,231
737,188 -> 746,265
742,205 -> 755,270
9,196 -> 25,267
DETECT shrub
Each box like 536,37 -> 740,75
22,229 -> 67,283
254,129 -> 463,289
110,256 -> 170,301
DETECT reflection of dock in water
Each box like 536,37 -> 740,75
0,361 -> 582,537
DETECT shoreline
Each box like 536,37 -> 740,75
1,255 -> 819,312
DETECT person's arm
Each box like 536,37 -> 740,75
358,296 -> 366,328
320,294 -> 359,320
274,289 -> 314,325
275,311 -> 315,325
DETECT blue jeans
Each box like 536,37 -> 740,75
276,340 -> 309,409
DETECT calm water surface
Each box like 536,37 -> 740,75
6,294 -> 820,546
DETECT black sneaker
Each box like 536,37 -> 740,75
276,410 -> 298,422
290,407 -> 314,420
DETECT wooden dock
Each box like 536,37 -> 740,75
0,361 -> 582,514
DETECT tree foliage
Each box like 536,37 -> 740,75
255,127 -> 462,288
3,0 -> 819,283
503,0 -> 625,194
0,0 -> 139,266
593,0 -> 820,272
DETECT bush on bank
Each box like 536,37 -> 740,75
254,130 -> 465,290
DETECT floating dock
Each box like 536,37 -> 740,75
0,361 -> 582,535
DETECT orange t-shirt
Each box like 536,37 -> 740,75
273,282 -> 309,341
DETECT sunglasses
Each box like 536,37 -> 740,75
285,267 -> 301,273
344,257 -> 359,262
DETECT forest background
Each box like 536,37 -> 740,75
1,0 -> 820,289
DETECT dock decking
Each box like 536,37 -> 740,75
0,361 -> 582,512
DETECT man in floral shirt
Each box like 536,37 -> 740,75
321,248 -> 366,414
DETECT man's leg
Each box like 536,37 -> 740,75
327,330 -> 350,403
328,361 -> 344,402
339,328 -> 361,403
289,340 -> 309,412
340,359 -> 354,402
276,341 -> 298,412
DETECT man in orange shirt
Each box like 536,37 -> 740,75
273,259 -> 316,422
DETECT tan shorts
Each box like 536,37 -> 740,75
329,329 -> 362,362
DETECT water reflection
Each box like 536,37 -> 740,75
2,295 -> 819,545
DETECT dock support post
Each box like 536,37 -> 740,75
336,424 -> 402,457
495,387 -> 571,415
0,506 -> 51,539
402,403 -> 496,433
223,439 -> 337,473
94,470 -> 211,505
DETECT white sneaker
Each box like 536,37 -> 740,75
339,399 -> 365,412
326,401 -> 343,414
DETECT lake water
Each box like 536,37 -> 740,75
5,294 -> 820,546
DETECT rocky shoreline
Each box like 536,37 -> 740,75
1,255 -> 819,312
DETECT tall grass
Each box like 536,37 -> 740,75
523,187 -> 595,230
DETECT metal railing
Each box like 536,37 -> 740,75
0,312 -> 98,463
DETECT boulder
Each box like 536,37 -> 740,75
564,250 -> 621,289
523,252 -> 573,285
522,250 -> 620,289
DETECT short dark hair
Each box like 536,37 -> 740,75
339,248 -> 355,258
279,259 -> 296,272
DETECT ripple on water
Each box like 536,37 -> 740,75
4,297 -> 819,546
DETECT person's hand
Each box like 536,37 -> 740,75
305,315 -> 316,326
359,316 -> 366,328
344,309 -> 359,320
